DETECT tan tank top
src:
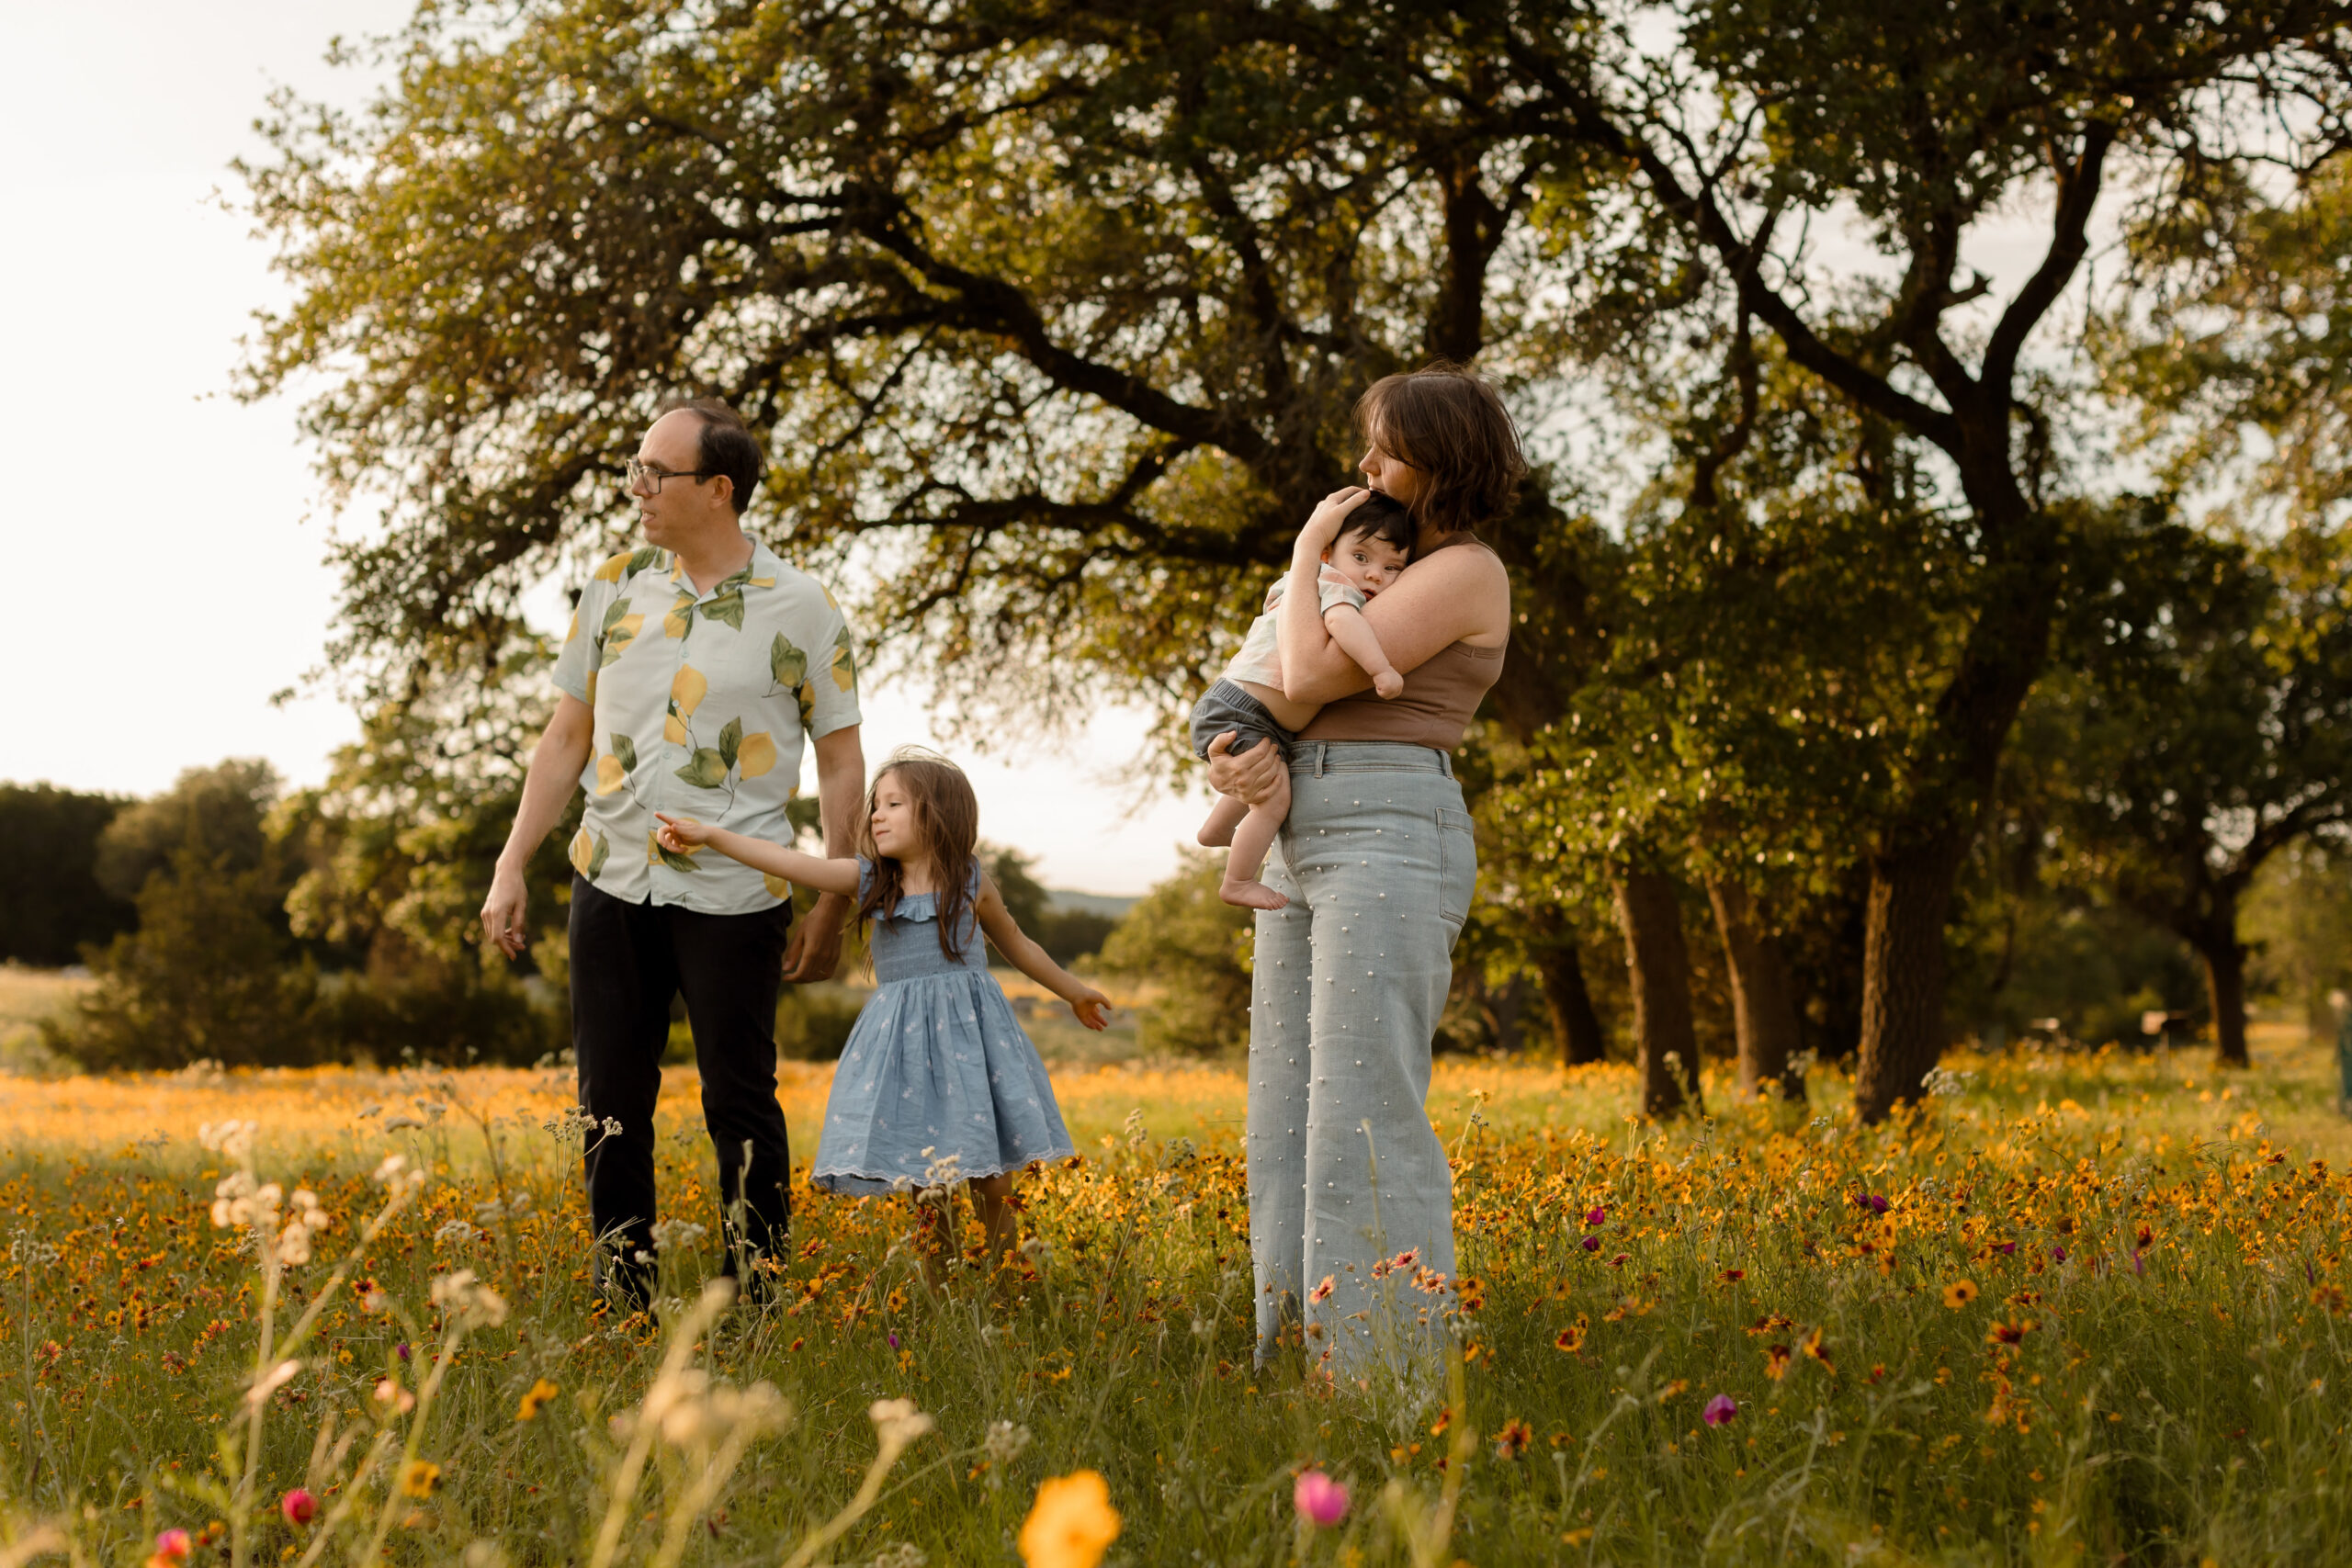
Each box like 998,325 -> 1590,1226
1297,533 -> 1508,750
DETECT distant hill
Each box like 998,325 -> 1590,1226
1046,889 -> 1136,920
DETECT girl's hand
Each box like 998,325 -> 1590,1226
654,812 -> 713,851
1067,986 -> 1113,1032
1295,486 -> 1371,559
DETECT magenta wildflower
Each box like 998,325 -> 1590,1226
1580,1235 -> 1601,1253
1702,1394 -> 1738,1427
888,1333 -> 900,1349
281,1489 -> 317,1526
1853,1193 -> 1888,1214
1584,1206 -> 1606,1226
395,1341 -> 412,1362
1294,1470 -> 1349,1527
2050,1245 -> 2068,1263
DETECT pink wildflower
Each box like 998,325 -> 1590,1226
1294,1470 -> 1349,1527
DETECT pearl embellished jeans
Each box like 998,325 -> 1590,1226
1248,742 -> 1476,1369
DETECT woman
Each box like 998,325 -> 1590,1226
1207,363 -> 1520,1371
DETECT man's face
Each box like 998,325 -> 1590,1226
631,410 -> 723,547
1322,531 -> 1409,597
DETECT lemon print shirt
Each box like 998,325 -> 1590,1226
551,537 -> 861,914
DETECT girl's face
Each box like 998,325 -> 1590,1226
1358,435 -> 1424,505
868,773 -> 924,861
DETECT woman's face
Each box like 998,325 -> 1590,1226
1358,437 -> 1424,504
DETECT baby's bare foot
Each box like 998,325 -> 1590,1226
1373,670 -> 1405,699
1220,879 -> 1290,911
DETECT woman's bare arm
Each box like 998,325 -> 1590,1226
1281,532 -> 1510,704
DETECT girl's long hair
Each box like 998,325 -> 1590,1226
1355,362 -> 1528,539
855,748 -> 981,962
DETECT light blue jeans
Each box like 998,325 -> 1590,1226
1248,741 -> 1476,1370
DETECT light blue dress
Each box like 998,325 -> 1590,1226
808,859 -> 1076,1195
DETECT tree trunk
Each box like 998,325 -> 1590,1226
1614,870 -> 1702,1118
2189,915 -> 2252,1069
1532,927 -> 1609,1066
1707,878 -> 1804,1102
1476,970 -> 1533,1055
1852,833 -> 1970,1123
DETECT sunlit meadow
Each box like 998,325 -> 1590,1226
4,1025 -> 2351,1566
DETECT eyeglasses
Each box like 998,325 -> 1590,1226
624,457 -> 716,495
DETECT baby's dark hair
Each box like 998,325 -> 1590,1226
1337,491 -> 1414,556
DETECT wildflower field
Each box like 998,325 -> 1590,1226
4,1032 -> 2351,1567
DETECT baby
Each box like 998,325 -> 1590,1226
1191,492 -> 1413,910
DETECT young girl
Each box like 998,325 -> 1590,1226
654,749 -> 1106,1276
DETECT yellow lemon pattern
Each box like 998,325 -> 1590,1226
550,536 -> 859,911
671,664 -> 707,716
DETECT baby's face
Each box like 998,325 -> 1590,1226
1324,531 -> 1410,597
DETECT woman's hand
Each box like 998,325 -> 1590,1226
1066,984 -> 1113,1032
1204,731 -> 1286,807
1294,486 -> 1372,561
653,812 -> 714,852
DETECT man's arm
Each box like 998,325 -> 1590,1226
781,723 -> 865,982
481,694 -> 594,959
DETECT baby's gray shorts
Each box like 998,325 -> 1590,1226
1190,678 -> 1297,762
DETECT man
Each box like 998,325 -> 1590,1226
480,398 -> 865,1309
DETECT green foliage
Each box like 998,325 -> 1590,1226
0,783 -> 134,966
51,717 -> 572,1071
2245,840 -> 2352,1035
1097,849 -> 1253,1057
981,844 -> 1119,966
774,984 -> 865,1063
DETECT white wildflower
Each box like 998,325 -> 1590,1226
981,1419 -> 1031,1467
869,1545 -> 928,1568
434,1220 -> 480,1248
650,1218 -> 707,1253
243,1358 -> 301,1409
868,1397 -> 935,1454
430,1268 -> 509,1329
198,1120 -> 256,1162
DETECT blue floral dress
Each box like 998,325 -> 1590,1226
808,859 -> 1076,1194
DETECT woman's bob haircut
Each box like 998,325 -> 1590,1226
1355,362 -> 1528,538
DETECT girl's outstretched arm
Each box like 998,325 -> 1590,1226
974,874 -> 1112,1030
653,814 -> 863,897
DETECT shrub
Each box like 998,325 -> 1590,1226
1097,848 -> 1252,1056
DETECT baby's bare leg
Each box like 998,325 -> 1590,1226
1220,769 -> 1293,911
1197,790 -> 1250,848
1324,604 -> 1404,698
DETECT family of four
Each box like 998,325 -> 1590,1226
480,367 -> 1518,1370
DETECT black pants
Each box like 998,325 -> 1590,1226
569,875 -> 795,1277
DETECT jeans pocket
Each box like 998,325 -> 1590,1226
1436,807 -> 1476,938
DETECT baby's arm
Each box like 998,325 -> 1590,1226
974,874 -> 1112,1030
653,814 -> 863,897
1323,604 -> 1405,698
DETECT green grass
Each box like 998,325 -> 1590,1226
2,1032 -> 2350,1565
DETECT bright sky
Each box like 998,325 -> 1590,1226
0,2 -> 1207,895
